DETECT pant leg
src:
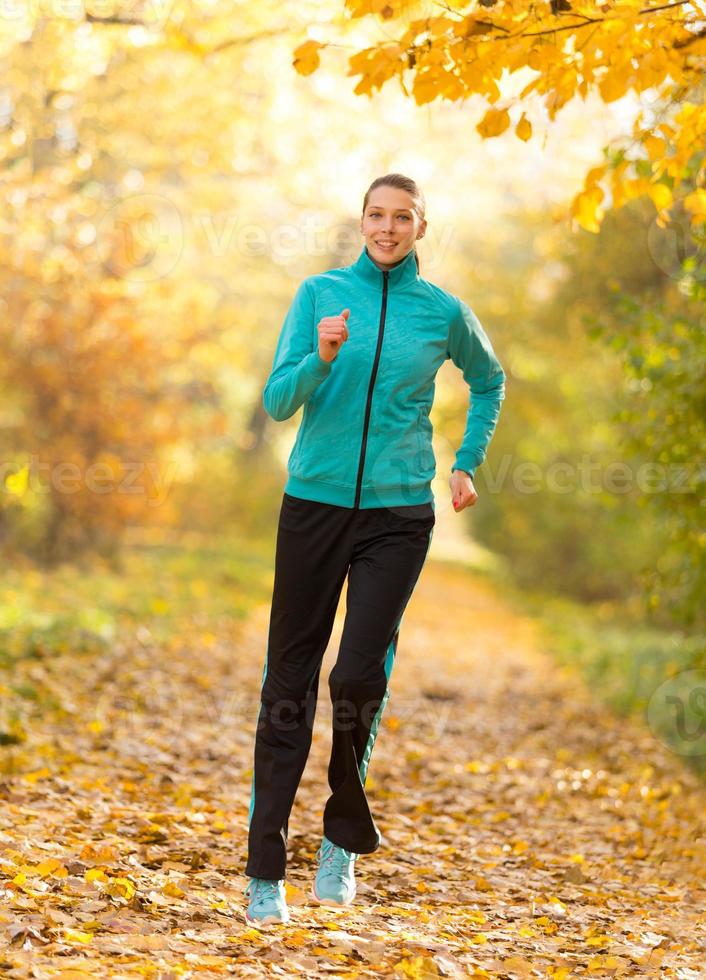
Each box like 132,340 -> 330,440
245,493 -> 353,880
323,503 -> 435,854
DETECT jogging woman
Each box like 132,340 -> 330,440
243,173 -> 506,928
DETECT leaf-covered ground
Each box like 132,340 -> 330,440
1,558 -> 704,978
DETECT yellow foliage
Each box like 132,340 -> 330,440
35,858 -> 67,878
647,182 -> 673,212
162,880 -> 186,898
346,0 -> 412,17
64,929 -> 94,944
81,843 -> 118,864
393,955 -> 440,978
684,189 -> 706,223
1,558 -> 705,973
476,106 -> 511,138
643,135 -> 667,161
85,869 -> 109,883
4,464 -> 29,498
104,876 -> 137,900
515,113 -> 532,142
413,70 -> 448,105
293,39 -> 324,76
301,0 -> 706,234
571,187 -> 605,234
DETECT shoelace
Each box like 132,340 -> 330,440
317,839 -> 358,878
244,878 -> 284,908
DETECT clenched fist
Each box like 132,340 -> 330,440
318,308 -> 350,363
449,469 -> 478,511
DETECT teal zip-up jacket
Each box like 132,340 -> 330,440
263,244 -> 506,509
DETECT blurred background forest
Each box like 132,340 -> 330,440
0,0 -> 704,774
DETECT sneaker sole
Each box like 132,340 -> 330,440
244,909 -> 290,929
310,880 -> 356,907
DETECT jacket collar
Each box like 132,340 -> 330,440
351,244 -> 419,290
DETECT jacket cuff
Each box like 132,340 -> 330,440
451,460 -> 477,481
301,350 -> 333,380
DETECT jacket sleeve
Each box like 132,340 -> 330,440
262,278 -> 334,422
447,297 -> 506,482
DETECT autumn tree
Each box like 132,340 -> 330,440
0,232 -> 223,564
295,0 -> 706,234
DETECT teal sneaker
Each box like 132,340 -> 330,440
311,835 -> 359,906
243,877 -> 290,928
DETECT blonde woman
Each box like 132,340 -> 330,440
244,173 -> 506,927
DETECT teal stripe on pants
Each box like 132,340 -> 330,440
247,652 -> 269,828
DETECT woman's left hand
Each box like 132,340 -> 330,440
450,469 -> 478,512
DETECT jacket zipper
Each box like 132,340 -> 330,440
354,269 -> 389,509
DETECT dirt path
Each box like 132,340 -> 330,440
1,557 -> 704,977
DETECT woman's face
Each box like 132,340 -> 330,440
360,186 -> 426,268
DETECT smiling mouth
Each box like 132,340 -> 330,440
375,241 -> 397,249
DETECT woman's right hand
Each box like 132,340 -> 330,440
317,309 -> 350,363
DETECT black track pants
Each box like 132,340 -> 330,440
245,492 -> 436,881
